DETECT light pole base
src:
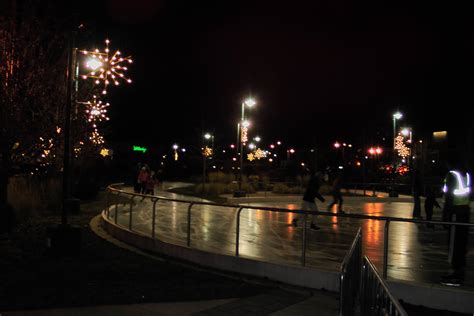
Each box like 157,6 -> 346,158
233,190 -> 247,197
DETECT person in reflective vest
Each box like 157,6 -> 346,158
440,169 -> 471,286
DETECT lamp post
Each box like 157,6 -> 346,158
391,112 -> 403,197
392,112 -> 403,164
334,141 -> 351,165
235,98 -> 256,197
203,133 -> 214,194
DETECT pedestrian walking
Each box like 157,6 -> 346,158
133,162 -> 142,193
412,169 -> 423,218
327,172 -> 344,214
292,171 -> 325,230
137,166 -> 149,194
145,171 -> 156,195
424,186 -> 441,228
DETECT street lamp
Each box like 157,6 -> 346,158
235,97 -> 256,197
392,111 -> 403,163
391,111 -> 403,197
202,133 -> 214,194
172,144 -> 179,161
62,35 -> 133,226
333,141 -> 347,165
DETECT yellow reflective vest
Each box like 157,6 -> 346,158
443,170 -> 471,206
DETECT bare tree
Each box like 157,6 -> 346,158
0,1 -> 72,231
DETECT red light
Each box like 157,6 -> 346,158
368,147 -> 375,155
230,144 -> 235,149
289,149 -> 295,154
375,147 -> 383,154
334,142 -> 341,148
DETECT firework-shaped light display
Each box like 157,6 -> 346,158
254,148 -> 266,160
85,95 -> 110,128
81,39 -> 133,95
90,129 -> 105,145
202,146 -> 213,157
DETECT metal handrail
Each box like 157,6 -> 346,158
340,228 -> 362,316
105,183 -> 474,276
361,256 -> 407,316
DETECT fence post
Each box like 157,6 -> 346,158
187,202 -> 195,247
152,198 -> 158,238
129,195 -> 135,231
302,212 -> 307,267
105,190 -> 110,218
115,192 -> 119,224
235,207 -> 244,256
383,220 -> 390,279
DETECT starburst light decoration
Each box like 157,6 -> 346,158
254,148 -> 266,160
202,146 -> 213,157
80,39 -> 133,95
85,95 -> 110,128
247,152 -> 255,161
90,129 -> 105,145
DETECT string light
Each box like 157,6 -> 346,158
241,126 -> 248,144
394,135 -> 410,158
80,39 -> 133,95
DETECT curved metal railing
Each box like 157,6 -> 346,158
340,228 -> 362,316
361,256 -> 408,316
105,183 -> 474,277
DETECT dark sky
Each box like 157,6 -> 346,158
78,0 -> 474,150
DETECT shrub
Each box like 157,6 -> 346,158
208,171 -> 235,183
7,175 -> 62,221
195,182 -> 230,195
272,183 -> 290,194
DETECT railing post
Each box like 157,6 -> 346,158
383,219 -> 390,279
129,195 -> 135,231
360,259 -> 367,315
106,190 -> 110,219
187,202 -> 195,247
302,212 -> 307,267
152,198 -> 158,238
114,192 -> 119,224
235,207 -> 244,257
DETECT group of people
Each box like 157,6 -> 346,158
292,161 -> 471,287
292,171 -> 344,230
133,163 -> 162,195
410,160 -> 471,286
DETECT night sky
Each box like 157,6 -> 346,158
79,0 -> 474,150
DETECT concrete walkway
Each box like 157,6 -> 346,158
3,292 -> 339,316
3,212 -> 339,316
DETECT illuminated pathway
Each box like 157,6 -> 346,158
108,184 -> 474,289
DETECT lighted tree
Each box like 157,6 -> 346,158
0,2 -> 95,230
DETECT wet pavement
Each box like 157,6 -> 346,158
107,184 -> 474,290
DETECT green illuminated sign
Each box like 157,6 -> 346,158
133,146 -> 147,153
